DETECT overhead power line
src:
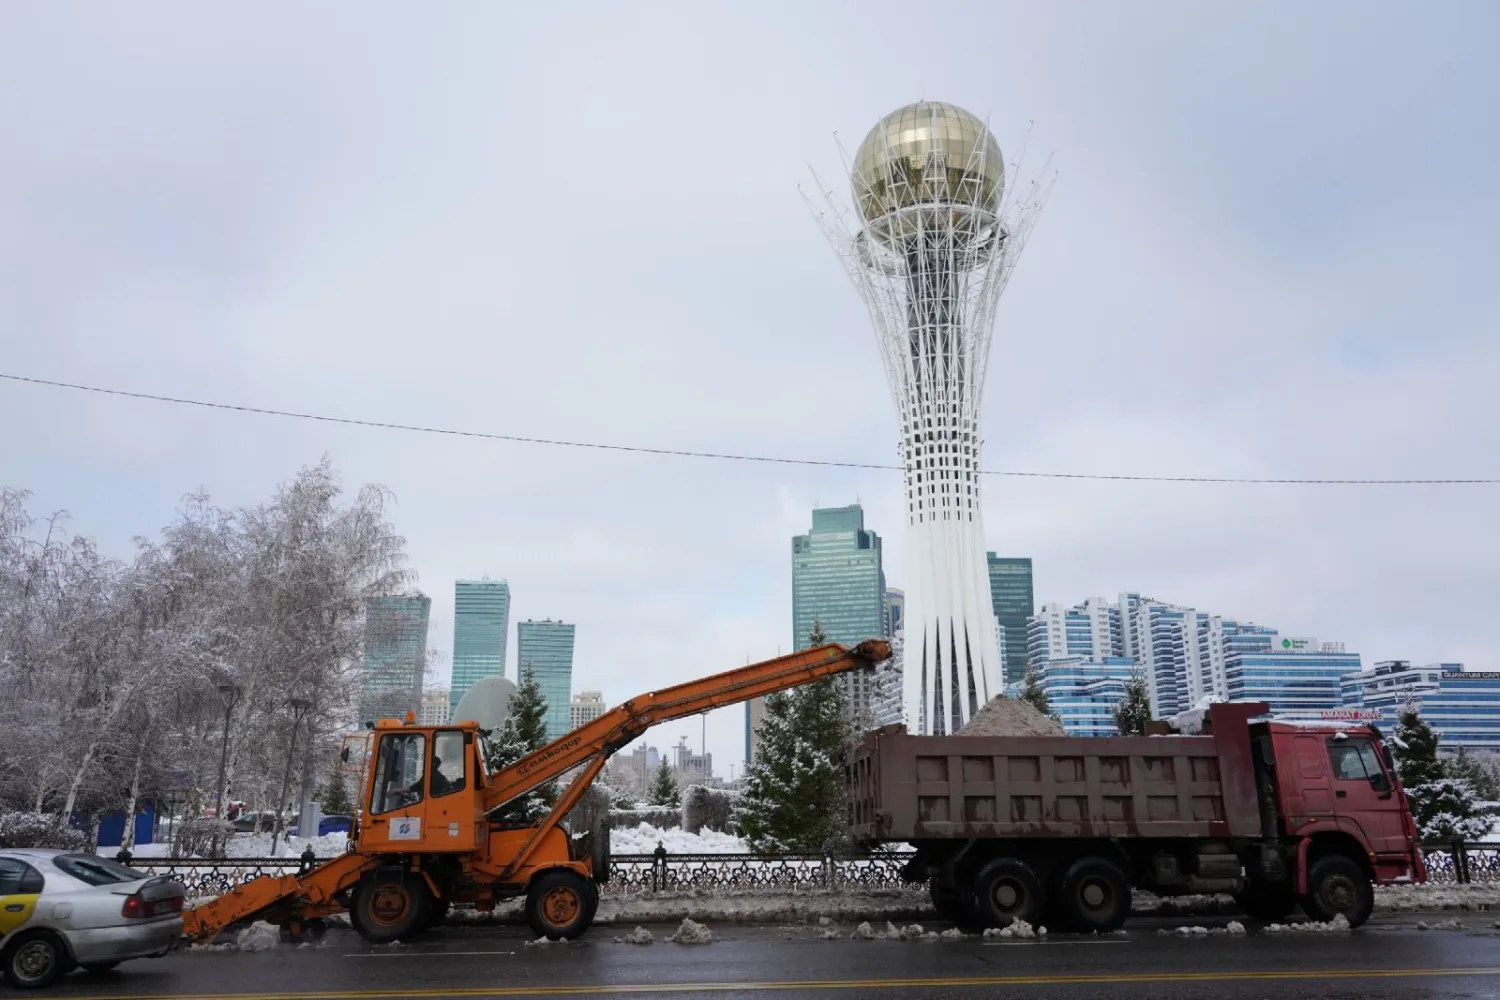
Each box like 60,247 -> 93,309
3,372 -> 1496,486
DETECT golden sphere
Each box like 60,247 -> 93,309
851,101 -> 1004,246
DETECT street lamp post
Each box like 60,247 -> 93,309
271,698 -> 312,855
214,683 -> 240,822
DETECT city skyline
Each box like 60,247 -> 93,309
13,3 -> 1493,784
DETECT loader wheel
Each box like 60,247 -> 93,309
349,872 -> 433,944
526,870 -> 593,940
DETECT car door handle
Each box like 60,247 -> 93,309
1335,790 -> 1347,798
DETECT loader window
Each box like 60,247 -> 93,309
370,732 -> 426,814
431,731 -> 467,798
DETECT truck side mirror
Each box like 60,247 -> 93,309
1370,771 -> 1392,797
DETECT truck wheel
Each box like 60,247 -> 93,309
1055,857 -> 1130,934
1301,856 -> 1373,928
349,871 -> 434,944
526,870 -> 594,940
1237,881 -> 1297,922
971,858 -> 1042,929
3,930 -> 68,989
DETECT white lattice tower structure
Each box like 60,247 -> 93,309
810,101 -> 1049,734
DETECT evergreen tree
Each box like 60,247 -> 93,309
483,667 -> 556,823
1391,702 -> 1488,841
806,616 -> 828,647
1111,669 -> 1153,736
1448,748 -> 1500,802
649,759 -> 680,808
738,619 -> 850,853
319,761 -> 352,816
1020,667 -> 1061,724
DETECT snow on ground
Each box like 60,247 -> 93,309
666,918 -> 714,944
615,927 -> 654,945
1263,914 -> 1351,934
607,823 -> 747,854
446,887 -> 930,928
1374,883 -> 1500,912
1157,921 -> 1246,937
1416,918 -> 1465,930
983,919 -> 1042,940
105,831 -> 352,862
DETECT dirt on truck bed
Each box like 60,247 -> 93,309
957,695 -> 1066,737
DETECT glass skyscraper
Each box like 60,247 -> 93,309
792,505 -> 886,725
450,579 -> 511,718
360,594 -> 432,724
1341,661 -> 1500,752
516,619 -> 576,739
986,554 -> 1034,689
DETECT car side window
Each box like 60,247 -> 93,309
370,732 -> 426,814
431,731 -> 467,798
0,859 -> 43,894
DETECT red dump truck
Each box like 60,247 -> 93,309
846,701 -> 1425,932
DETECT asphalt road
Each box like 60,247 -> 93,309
18,913 -> 1500,1000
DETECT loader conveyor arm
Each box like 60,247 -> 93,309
482,639 -> 890,816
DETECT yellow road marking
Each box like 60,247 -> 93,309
75,965 -> 1500,999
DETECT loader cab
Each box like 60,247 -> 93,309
357,717 -> 485,854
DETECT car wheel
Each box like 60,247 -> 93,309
1301,856 -> 1373,928
81,961 -> 121,974
3,931 -> 68,989
970,858 -> 1042,929
525,870 -> 594,940
349,871 -> 434,944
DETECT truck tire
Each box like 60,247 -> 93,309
1237,881 -> 1297,923
1301,856 -> 1373,928
349,871 -> 434,944
1055,857 -> 1131,934
970,858 -> 1042,929
526,870 -> 594,940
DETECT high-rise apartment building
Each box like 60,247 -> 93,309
1027,594 -> 1361,720
516,619 -> 576,739
359,594 -> 431,724
986,555 -> 1034,688
570,691 -> 606,731
1341,661 -> 1500,752
792,505 -> 886,726
419,688 -> 451,726
450,579 -> 511,718
1038,656 -> 1138,737
884,588 -> 905,637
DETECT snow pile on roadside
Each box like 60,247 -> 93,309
595,888 -> 928,925
850,921 -> 876,940
667,918 -> 714,944
615,927 -> 654,945
231,922 -> 281,952
1157,921 -> 1246,937
1263,914 -> 1351,934
1416,918 -> 1464,931
1375,883 -> 1500,912
939,927 -> 966,939
607,823 -> 747,855
227,831 -> 352,859
983,919 -> 1042,939
526,936 -> 567,946
1131,891 -> 1239,916
819,927 -> 841,940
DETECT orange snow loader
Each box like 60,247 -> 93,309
181,639 -> 890,945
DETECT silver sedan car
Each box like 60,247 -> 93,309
0,849 -> 184,988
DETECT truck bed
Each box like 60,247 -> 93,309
847,706 -> 1265,844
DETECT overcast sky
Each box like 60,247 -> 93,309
3,1 -> 1497,773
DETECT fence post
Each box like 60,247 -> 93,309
1451,837 -> 1470,884
653,842 -> 668,892
823,853 -> 834,889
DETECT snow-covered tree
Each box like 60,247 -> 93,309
649,759 -> 680,808
1020,667 -> 1060,723
1391,703 -> 1489,842
1111,670 -> 1152,736
1448,748 -> 1500,802
483,667 -> 556,824
737,619 -> 850,853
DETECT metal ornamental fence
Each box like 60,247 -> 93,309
119,843 -> 1498,900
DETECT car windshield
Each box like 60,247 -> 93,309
52,854 -> 148,886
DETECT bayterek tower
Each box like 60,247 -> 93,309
814,101 -> 1047,734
